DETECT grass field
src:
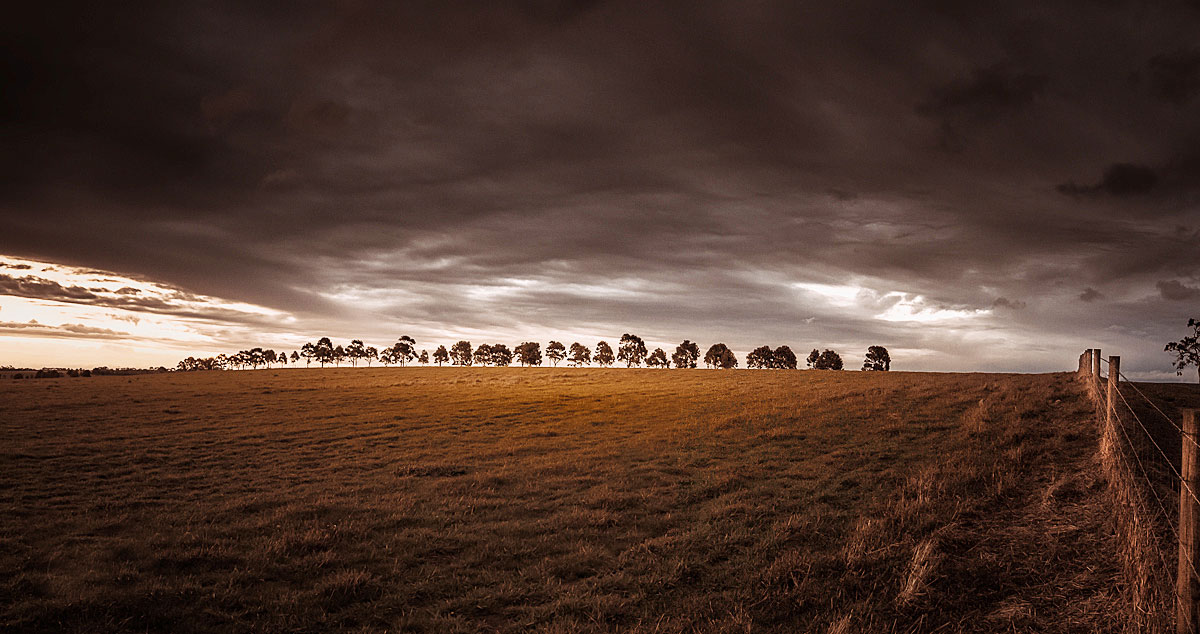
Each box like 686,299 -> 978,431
1,368 -> 1128,632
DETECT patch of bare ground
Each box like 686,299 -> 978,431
0,368 -> 1126,632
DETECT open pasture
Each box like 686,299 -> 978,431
0,368 -> 1124,632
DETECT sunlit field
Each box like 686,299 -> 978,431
1,368 -> 1125,633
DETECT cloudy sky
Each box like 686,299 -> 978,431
2,0 -> 1198,377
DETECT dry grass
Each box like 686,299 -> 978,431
0,368 -> 1126,632
1094,377 -> 1200,632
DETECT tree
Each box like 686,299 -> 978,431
393,336 -> 417,365
365,346 -> 378,367
672,340 -> 700,369
771,345 -> 797,369
568,342 -> 591,366
290,350 -> 300,366
810,349 -> 843,370
346,340 -> 366,367
646,348 -> 669,368
862,346 -> 891,371
746,346 -> 774,369
314,338 -> 334,367
705,343 -> 738,369
379,348 -> 396,366
419,350 -> 429,365
806,349 -> 820,369
1166,318 -> 1200,383
474,343 -> 493,366
490,344 -> 513,367
594,341 -> 615,367
450,340 -> 473,366
546,341 -> 566,366
264,349 -> 277,368
433,345 -> 450,366
617,333 -> 648,367
333,345 -> 346,367
515,341 -> 542,366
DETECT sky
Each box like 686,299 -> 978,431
1,1 -> 1198,378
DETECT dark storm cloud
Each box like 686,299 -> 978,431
1144,48 -> 1200,105
1158,279 -> 1200,301
0,320 -> 129,340
0,273 -> 276,324
916,65 -> 1047,151
1057,163 -> 1160,197
2,0 -> 1200,374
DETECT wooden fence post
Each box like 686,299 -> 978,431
1103,356 -> 1119,460
1083,349 -> 1093,375
1093,348 -> 1102,392
1106,356 -> 1119,422
1180,409 -> 1200,634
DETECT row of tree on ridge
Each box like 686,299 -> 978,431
177,334 -> 893,372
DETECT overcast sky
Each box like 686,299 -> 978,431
2,1 -> 1198,377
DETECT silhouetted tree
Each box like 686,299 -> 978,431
771,345 -> 797,369
705,343 -> 738,369
515,342 -> 542,366
646,348 -> 669,368
365,346 -> 378,367
393,336 -> 417,365
617,333 -> 648,367
474,343 -> 493,366
1166,318 -> 1200,383
277,351 -> 287,367
862,346 -> 891,371
379,347 -> 396,366
290,350 -> 300,366
569,342 -> 591,366
419,350 -> 429,365
346,340 -> 366,366
746,346 -> 774,369
451,340 -> 473,366
264,349 -> 277,368
806,349 -> 820,369
433,345 -> 450,366
333,345 -> 346,367
810,349 -> 843,370
490,344 -> 513,367
672,340 -> 700,369
594,341 -> 615,367
314,338 -> 334,367
546,341 -> 566,366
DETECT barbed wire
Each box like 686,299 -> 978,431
1109,400 -> 1198,628
1089,352 -> 1199,628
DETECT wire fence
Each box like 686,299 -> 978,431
1080,349 -> 1200,632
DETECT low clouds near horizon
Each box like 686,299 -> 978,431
1,1 -> 1197,378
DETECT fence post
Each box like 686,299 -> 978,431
1107,356 -> 1120,421
1082,349 -> 1093,375
1092,348 -> 1102,391
1180,409 -> 1200,634
1103,356 -> 1119,459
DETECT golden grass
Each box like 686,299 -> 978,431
0,368 -> 1126,632
1092,376 -> 1200,633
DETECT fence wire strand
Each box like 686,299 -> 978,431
1089,352 -> 1198,630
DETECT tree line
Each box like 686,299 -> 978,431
177,333 -> 893,372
